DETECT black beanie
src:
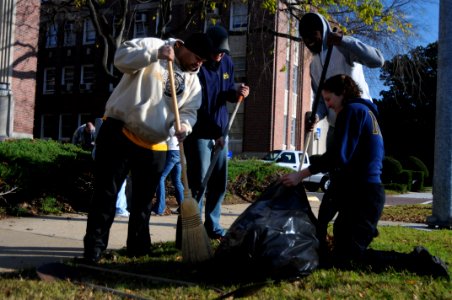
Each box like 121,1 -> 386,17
206,25 -> 230,54
183,33 -> 212,60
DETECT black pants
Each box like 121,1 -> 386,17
331,182 -> 385,265
83,118 -> 166,257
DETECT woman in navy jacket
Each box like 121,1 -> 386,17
281,75 -> 449,278
282,74 -> 385,266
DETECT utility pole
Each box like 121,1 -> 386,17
429,0 -> 452,229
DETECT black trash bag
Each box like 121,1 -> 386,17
215,182 -> 319,280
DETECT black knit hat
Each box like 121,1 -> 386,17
206,25 -> 230,54
183,33 -> 212,60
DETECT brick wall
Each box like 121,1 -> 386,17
11,0 -> 40,137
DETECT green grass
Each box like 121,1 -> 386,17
0,227 -> 450,299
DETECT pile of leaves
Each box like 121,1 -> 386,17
380,204 -> 432,223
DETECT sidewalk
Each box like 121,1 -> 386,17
1,201 -> 311,273
0,195 -> 427,273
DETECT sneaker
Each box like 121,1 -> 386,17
412,246 -> 450,280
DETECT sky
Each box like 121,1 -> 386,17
367,0 -> 440,98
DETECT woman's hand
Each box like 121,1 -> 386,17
281,168 -> 311,187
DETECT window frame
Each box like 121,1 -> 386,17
229,1 -> 248,31
43,67 -> 56,94
63,21 -> 76,47
45,23 -> 58,48
83,19 -> 96,45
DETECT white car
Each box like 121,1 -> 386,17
303,172 -> 330,193
261,150 -> 330,192
261,150 -> 309,171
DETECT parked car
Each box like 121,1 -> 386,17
261,149 -> 330,192
303,172 -> 330,193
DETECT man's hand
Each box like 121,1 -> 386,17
305,111 -> 319,132
326,31 -> 343,47
215,136 -> 225,149
236,83 -> 250,99
158,44 -> 175,61
175,124 -> 188,142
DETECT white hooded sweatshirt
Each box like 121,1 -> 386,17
307,13 -> 385,127
104,37 -> 202,145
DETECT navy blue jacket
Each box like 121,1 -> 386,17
192,54 -> 238,139
309,98 -> 384,184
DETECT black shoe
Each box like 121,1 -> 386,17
412,246 -> 450,280
82,248 -> 102,264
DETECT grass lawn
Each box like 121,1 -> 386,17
0,225 -> 450,299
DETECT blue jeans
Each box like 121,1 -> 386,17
154,150 -> 184,214
115,179 -> 128,214
185,137 -> 227,237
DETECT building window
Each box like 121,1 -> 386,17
61,66 -> 75,93
230,1 -> 248,31
204,4 -> 220,30
285,59 -> 290,90
80,65 -> 95,92
232,56 -> 246,81
292,66 -> 298,94
83,19 -> 96,44
63,21 -> 76,47
45,23 -> 58,48
291,94 -> 297,147
134,12 -> 149,38
43,68 -> 56,94
60,114 -> 77,142
41,114 -> 58,140
283,90 -> 289,147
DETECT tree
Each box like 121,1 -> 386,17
42,0 -> 422,80
376,42 -> 437,175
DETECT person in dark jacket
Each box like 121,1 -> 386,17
282,74 -> 449,279
184,25 -> 249,239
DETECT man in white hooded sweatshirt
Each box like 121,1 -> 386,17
299,12 -> 385,257
83,33 -> 212,262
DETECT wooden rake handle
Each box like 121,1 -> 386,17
167,61 -> 191,195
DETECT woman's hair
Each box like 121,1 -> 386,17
322,74 -> 362,102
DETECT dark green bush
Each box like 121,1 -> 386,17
382,156 -> 403,183
403,156 -> 429,180
0,139 -> 94,210
383,183 -> 408,193
411,171 -> 425,192
397,170 -> 413,192
227,159 -> 289,200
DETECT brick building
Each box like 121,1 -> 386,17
0,0 -> 40,140
34,0 -> 324,156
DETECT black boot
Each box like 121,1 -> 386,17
409,246 -> 449,280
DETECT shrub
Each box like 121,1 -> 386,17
383,183 -> 408,193
227,159 -> 290,200
382,156 -> 403,183
397,170 -> 413,192
411,171 -> 425,192
0,139 -> 94,211
403,156 -> 429,180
